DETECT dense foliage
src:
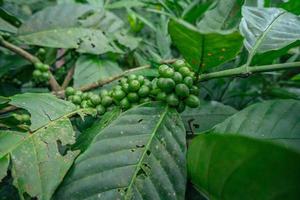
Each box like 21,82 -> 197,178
0,0 -> 300,199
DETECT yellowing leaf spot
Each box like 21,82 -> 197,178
219,56 -> 224,60
221,48 -> 226,52
207,53 -> 213,56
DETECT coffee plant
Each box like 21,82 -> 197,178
0,0 -> 300,199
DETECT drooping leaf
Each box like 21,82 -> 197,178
279,0 -> 300,15
73,55 -> 123,88
105,0 -> 145,9
181,101 -> 237,134
72,108 -> 121,153
182,0 -> 213,24
10,93 -> 76,131
197,0 -> 244,34
54,103 -> 187,200
0,18 -> 17,33
213,100 -> 300,153
188,133 -> 300,200
17,4 -> 118,54
0,118 -> 79,200
0,156 -> 9,181
168,19 -> 243,71
240,6 -> 300,57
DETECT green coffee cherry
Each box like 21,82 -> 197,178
87,100 -> 95,108
158,65 -> 169,75
21,114 -> 30,122
112,89 -> 126,101
40,64 -> 50,72
67,95 -> 74,101
128,80 -> 140,92
183,76 -> 193,87
173,60 -> 186,71
120,77 -> 128,85
157,78 -> 175,93
122,83 -> 130,93
185,95 -> 200,108
175,84 -> 190,98
81,92 -> 89,100
65,87 -> 75,96
91,94 -> 101,105
140,97 -> 151,103
96,105 -> 106,115
166,94 -> 179,107
127,92 -> 139,103
75,91 -> 83,96
81,100 -> 89,108
128,74 -> 137,81
101,96 -> 113,107
33,70 -> 42,78
138,86 -> 150,97
161,67 -> 175,78
178,67 -> 191,77
157,92 -> 167,101
137,75 -> 145,84
100,89 -> 109,98
120,97 -> 131,109
38,48 -> 46,55
190,85 -> 199,95
41,72 -> 49,80
72,95 -> 82,105
35,62 -> 44,70
173,72 -> 183,83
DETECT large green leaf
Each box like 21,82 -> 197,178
0,118 -> 79,200
17,4 -> 118,54
168,19 -> 243,71
54,103 -> 187,200
72,108 -> 121,153
213,100 -> 300,153
0,17 -> 17,33
240,6 -> 300,57
181,101 -> 237,134
10,93 -> 76,131
188,133 -> 300,200
73,55 -> 123,88
197,0 -> 244,33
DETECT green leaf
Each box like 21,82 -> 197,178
115,32 -> 141,50
280,0 -> 300,15
0,96 -> 9,105
181,101 -> 237,134
0,118 -> 79,200
10,93 -> 76,131
168,19 -> 243,71
17,4 -> 118,54
182,0 -> 213,24
197,0 -> 244,34
54,103 -> 187,200
105,0 -> 145,9
213,100 -> 300,153
0,18 -> 17,33
72,108 -> 121,153
0,156 -> 9,181
240,6 -> 300,58
73,55 -> 123,88
188,133 -> 300,200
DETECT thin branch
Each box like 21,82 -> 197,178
198,62 -> 300,81
0,38 -> 61,91
80,65 -> 151,91
0,105 -> 17,114
62,66 -> 75,89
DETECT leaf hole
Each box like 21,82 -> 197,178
146,150 -> 151,156
138,119 -> 143,123
136,144 -> 145,148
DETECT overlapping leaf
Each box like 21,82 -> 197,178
10,93 -> 76,131
17,4 -> 119,54
0,118 -> 79,200
188,134 -> 300,200
240,6 -> 300,55
169,19 -> 243,71
73,55 -> 123,88
197,0 -> 244,33
213,100 -> 300,153
55,103 -> 187,200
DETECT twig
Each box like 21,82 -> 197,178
62,66 -> 75,89
80,65 -> 151,91
0,105 -> 17,114
0,38 -> 61,91
198,62 -> 300,81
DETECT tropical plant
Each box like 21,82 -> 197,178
0,0 -> 300,199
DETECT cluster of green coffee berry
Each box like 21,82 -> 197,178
32,62 -> 50,83
12,113 -> 31,124
151,60 -> 200,112
65,60 -> 200,115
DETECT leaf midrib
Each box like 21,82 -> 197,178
124,105 -> 169,199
